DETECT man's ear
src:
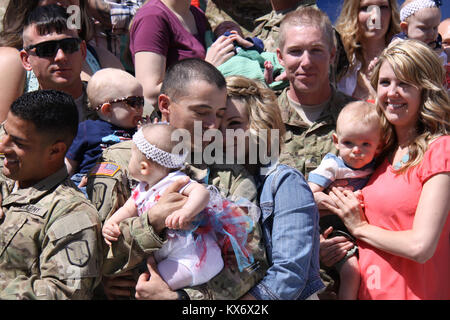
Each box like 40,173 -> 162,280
332,132 -> 339,149
19,50 -> 33,71
276,47 -> 285,68
400,21 -> 408,34
80,40 -> 87,61
158,94 -> 171,122
48,141 -> 67,161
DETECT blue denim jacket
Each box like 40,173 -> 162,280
249,163 -> 324,300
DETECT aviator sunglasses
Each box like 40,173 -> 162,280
24,37 -> 82,58
95,96 -> 145,110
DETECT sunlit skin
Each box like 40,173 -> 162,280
333,122 -> 381,169
159,80 -> 227,151
377,61 -> 421,130
220,98 -> 250,161
0,113 -> 59,188
401,7 -> 441,47
438,19 -> 450,57
277,25 -> 335,105
20,27 -> 86,95
358,0 -> 392,41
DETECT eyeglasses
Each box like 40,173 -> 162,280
95,96 -> 145,110
24,38 -> 82,58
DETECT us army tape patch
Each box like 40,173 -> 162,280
65,240 -> 90,267
89,162 -> 120,177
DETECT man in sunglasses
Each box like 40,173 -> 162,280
19,5 -> 95,122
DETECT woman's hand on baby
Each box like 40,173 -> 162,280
205,35 -> 236,67
102,220 -> 121,246
323,187 -> 368,235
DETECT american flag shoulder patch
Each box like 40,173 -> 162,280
89,162 -> 120,177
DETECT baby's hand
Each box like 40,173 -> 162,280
165,208 -> 195,230
228,30 -> 253,48
102,220 -> 121,246
264,60 -> 274,84
367,57 -> 379,78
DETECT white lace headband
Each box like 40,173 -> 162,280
400,0 -> 441,22
132,128 -> 186,168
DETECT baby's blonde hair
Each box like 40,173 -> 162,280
336,101 -> 380,136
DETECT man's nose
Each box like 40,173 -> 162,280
54,47 -> 69,61
203,115 -> 218,130
0,135 -> 11,154
299,51 -> 313,67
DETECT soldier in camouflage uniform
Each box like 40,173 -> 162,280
0,90 -> 102,300
275,7 -> 354,178
251,0 -> 317,53
275,7 -> 356,300
87,58 -> 268,300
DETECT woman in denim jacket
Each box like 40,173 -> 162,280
222,76 -> 324,300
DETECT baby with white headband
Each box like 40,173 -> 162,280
395,0 -> 445,63
102,123 -> 225,290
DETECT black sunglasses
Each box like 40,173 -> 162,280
96,96 -> 145,110
24,38 -> 82,58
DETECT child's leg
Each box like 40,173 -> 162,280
337,255 -> 360,300
157,259 -> 193,291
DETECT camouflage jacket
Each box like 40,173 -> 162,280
0,167 -> 103,299
205,0 -> 272,36
251,0 -> 317,53
277,87 -> 355,178
87,141 -> 268,300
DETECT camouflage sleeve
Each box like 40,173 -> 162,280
86,164 -> 130,224
101,211 -> 167,276
0,207 -> 103,300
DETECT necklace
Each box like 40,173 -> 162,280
393,153 -> 410,170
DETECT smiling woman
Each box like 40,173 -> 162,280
324,40 -> 450,300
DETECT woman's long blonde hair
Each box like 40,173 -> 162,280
225,76 -> 286,160
335,0 -> 400,74
370,40 -> 450,173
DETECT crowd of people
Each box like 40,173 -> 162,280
0,0 -> 448,301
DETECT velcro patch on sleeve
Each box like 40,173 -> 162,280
89,162 -> 120,177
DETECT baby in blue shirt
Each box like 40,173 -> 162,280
65,68 -> 144,194
308,101 -> 383,300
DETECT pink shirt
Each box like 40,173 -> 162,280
358,136 -> 450,300
129,0 -> 208,68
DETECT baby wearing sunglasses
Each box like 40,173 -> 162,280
65,68 -> 144,196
